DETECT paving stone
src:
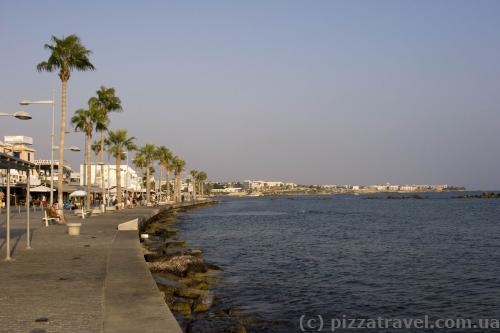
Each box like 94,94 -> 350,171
0,206 -> 185,333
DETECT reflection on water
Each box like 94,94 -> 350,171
177,194 -> 500,332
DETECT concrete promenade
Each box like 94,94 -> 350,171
0,203 -> 208,333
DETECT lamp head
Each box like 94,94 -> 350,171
13,111 -> 32,120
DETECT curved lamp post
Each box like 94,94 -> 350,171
20,95 -> 55,205
0,111 -> 32,120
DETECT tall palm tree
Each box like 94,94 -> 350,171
103,137 -> 114,204
91,140 -> 101,165
37,34 -> 95,206
172,156 -> 186,203
168,163 -> 176,201
190,169 -> 198,200
91,139 -> 102,203
139,144 -> 157,204
156,146 -> 173,202
133,153 -> 146,190
197,171 -> 207,198
89,86 -> 122,210
107,130 -> 136,208
71,103 -> 105,208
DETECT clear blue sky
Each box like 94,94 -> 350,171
1,1 -> 499,189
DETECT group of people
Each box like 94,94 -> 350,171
41,192 -> 182,225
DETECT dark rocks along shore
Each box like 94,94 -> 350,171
140,208 -> 247,333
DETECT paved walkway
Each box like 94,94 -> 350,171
0,206 -> 184,333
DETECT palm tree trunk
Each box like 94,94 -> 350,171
86,132 -> 91,209
166,168 -> 171,201
192,176 -> 196,200
107,151 -> 110,206
57,79 -> 67,207
174,174 -> 179,202
146,162 -> 151,203
116,153 -> 122,207
159,165 -> 163,202
100,130 -> 105,211
177,176 -> 181,202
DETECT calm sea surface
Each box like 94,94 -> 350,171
176,194 -> 500,332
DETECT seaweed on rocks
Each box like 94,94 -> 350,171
142,206 -> 245,333
148,255 -> 207,276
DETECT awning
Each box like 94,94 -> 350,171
0,152 -> 36,260
0,152 -> 35,170
61,184 -> 101,193
30,185 -> 54,192
69,190 -> 87,197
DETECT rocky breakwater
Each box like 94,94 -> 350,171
140,207 -> 248,333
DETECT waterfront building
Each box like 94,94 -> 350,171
34,159 -> 73,185
0,136 -> 39,188
243,180 -> 286,190
211,187 -> 243,194
1,136 -> 36,162
78,164 -> 143,192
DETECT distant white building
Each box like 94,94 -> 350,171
400,185 -> 418,192
243,180 -> 287,190
211,187 -> 243,194
79,164 -> 142,192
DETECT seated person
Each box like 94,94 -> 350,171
48,205 -> 64,224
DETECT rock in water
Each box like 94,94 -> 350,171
148,255 -> 207,276
169,297 -> 192,316
165,240 -> 187,248
175,287 -> 206,299
193,291 -> 215,312
146,241 -> 164,253
154,275 -> 186,292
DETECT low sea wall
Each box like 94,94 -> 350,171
104,199 -> 217,333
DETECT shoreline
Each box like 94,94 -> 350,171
139,199 -> 249,333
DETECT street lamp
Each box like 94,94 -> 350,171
51,146 -> 80,192
0,111 -> 32,120
20,93 -> 56,205
53,146 -> 81,152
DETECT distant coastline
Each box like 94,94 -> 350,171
212,188 -> 467,197
209,180 -> 466,197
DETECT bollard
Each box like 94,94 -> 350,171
67,222 -> 82,236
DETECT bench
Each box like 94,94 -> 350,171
43,210 -> 61,226
73,207 -> 91,219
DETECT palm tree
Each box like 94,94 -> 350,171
172,156 -> 186,203
107,130 -> 136,208
139,144 -> 157,204
37,35 -> 95,206
91,140 -> 101,165
133,153 -> 146,190
155,146 -> 173,202
89,86 -> 122,210
168,163 -> 176,201
190,169 -> 198,200
70,103 -> 105,208
103,137 -> 113,204
197,171 -> 207,198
